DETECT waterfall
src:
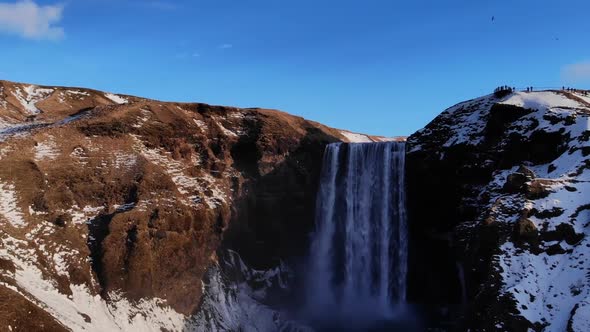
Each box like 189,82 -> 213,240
305,142 -> 408,327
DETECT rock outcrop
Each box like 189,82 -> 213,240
407,90 -> 590,331
0,80 -> 351,331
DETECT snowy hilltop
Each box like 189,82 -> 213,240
407,89 -> 590,331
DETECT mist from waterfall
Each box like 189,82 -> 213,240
304,142 -> 409,329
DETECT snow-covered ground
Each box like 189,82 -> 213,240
493,94 -> 590,330
501,91 -> 590,111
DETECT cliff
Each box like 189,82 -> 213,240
0,80 -> 354,331
407,90 -> 590,331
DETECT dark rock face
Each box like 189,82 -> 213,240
406,90 -> 590,331
223,126 -> 339,270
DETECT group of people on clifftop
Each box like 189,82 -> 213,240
494,85 -> 588,95
493,85 -> 539,93
493,85 -> 515,97
494,85 -> 514,93
563,87 -> 589,96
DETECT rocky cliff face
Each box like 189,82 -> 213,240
406,90 -> 590,331
0,80 -> 363,331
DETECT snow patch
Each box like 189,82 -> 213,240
501,91 -> 588,111
373,136 -> 403,142
34,137 -> 59,161
12,85 -> 54,114
113,152 -> 137,170
498,240 -> 590,331
215,120 -> 238,138
70,147 -> 89,166
132,108 -> 152,128
441,95 -> 495,147
66,90 -> 90,97
193,119 -> 207,132
0,183 -> 26,228
340,131 -> 373,143
104,93 -> 128,105
0,86 -> 7,109
228,112 -> 245,120
66,205 -> 103,225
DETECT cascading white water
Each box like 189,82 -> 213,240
306,142 -> 408,327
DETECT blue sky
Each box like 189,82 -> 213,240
1,0 -> 589,136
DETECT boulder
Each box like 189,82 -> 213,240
515,218 -> 538,241
503,165 -> 536,193
503,172 -> 529,193
525,179 -> 554,199
517,165 -> 536,179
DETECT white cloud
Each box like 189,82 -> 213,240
219,43 -> 233,49
0,0 -> 64,40
562,61 -> 590,83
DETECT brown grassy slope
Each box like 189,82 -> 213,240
0,80 -> 342,326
